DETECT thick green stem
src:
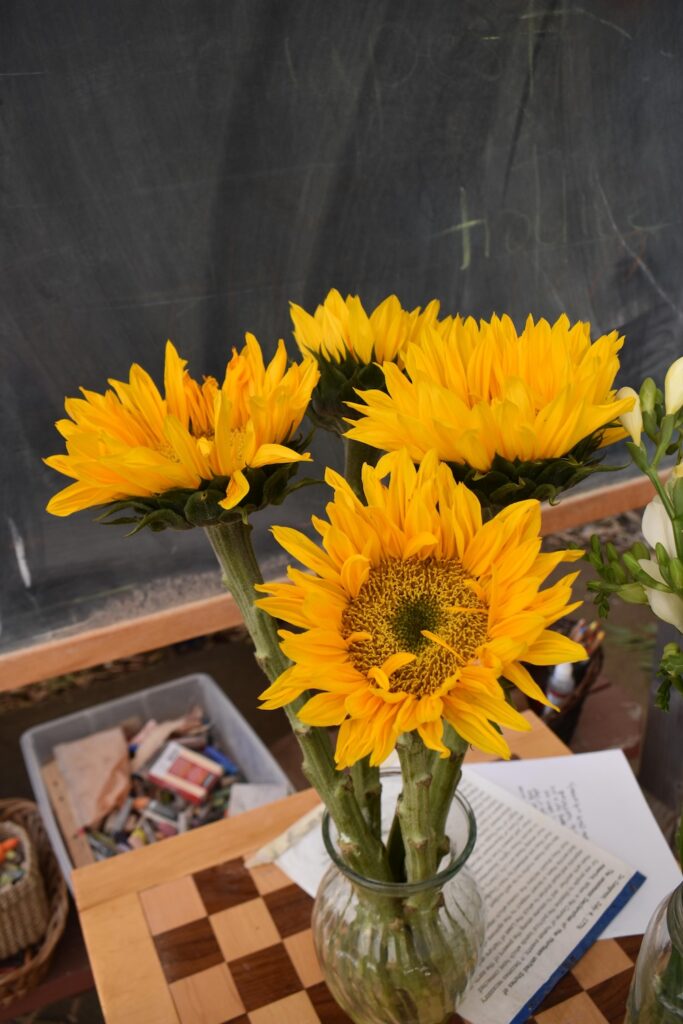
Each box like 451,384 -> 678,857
430,725 -> 469,860
350,757 -> 382,838
343,437 -> 380,501
396,732 -> 437,884
204,518 -> 392,881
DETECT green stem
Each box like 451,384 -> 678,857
343,437 -> 380,501
350,757 -> 382,838
396,732 -> 437,884
204,518 -> 392,882
429,725 -> 469,860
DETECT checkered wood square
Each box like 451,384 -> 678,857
137,855 -> 640,1024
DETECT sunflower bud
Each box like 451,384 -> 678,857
616,387 -> 642,445
665,356 -> 683,416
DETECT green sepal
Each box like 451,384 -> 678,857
616,582 -> 648,604
92,434 -> 316,534
626,441 -> 649,473
128,508 -> 193,534
184,489 -> 228,527
446,430 -> 621,512
669,557 -> 683,592
308,353 -> 387,435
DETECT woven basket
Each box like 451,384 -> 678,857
0,800 -> 68,1008
0,820 -> 49,959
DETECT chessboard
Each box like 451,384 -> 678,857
71,717 -> 641,1024
136,853 -> 640,1024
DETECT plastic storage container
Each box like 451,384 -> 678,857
21,673 -> 293,890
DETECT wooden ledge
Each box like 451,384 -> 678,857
0,474 -> 655,691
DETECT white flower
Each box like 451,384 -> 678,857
637,557 -> 683,632
615,386 -> 642,445
642,495 -> 677,557
664,356 -> 683,416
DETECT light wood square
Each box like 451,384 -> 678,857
250,862 -> 292,896
170,963 -> 244,1024
211,897 -> 280,961
535,990 -> 609,1024
139,875 -> 206,936
572,938 -> 633,989
284,928 -> 324,988
248,990 -> 319,1024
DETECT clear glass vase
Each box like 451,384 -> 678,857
312,788 -> 485,1024
627,881 -> 683,1023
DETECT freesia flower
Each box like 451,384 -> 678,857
45,336 -> 318,526
639,495 -> 683,632
616,386 -> 642,446
257,450 -> 586,767
665,356 -> 683,416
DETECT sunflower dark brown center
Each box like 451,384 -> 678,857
341,557 -> 488,697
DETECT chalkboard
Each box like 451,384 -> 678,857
3,0 -> 683,657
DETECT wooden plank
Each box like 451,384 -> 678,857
41,761 -> 95,868
1,471 -> 660,692
0,591 -> 244,692
540,474 -> 655,536
72,712 -> 560,912
79,892 -> 179,1024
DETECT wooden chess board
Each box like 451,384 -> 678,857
140,853 -> 641,1024
71,716 -> 641,1024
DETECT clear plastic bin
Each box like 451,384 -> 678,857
20,672 -> 293,890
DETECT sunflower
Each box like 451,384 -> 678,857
345,314 -> 635,506
257,450 -> 586,767
290,289 -> 439,433
45,335 -> 318,527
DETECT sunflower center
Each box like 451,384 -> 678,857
341,557 -> 489,698
389,595 -> 440,653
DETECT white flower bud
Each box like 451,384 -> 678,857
638,557 -> 683,631
664,356 -> 683,416
616,386 -> 642,445
642,496 -> 677,558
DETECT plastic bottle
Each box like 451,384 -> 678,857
542,662 -> 575,720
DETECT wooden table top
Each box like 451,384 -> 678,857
72,713 -> 640,1024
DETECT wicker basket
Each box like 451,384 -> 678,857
0,820 -> 48,959
0,800 -> 68,1008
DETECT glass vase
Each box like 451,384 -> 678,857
627,880 -> 683,1023
312,788 -> 485,1024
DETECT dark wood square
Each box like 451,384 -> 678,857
534,969 -> 583,1011
229,942 -> 301,1012
263,883 -> 315,939
193,858 -> 259,915
588,967 -> 635,1024
307,982 -> 355,1023
153,917 -> 223,983
616,934 -> 643,961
